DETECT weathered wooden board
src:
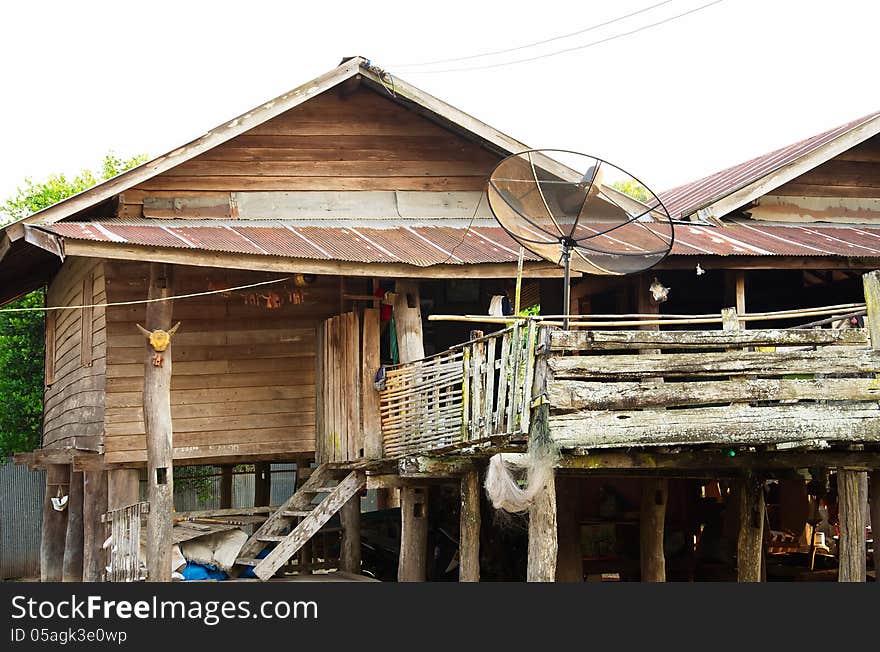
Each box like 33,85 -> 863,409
549,377 -> 880,411
549,402 -> 880,449
550,328 -> 868,351
548,348 -> 880,380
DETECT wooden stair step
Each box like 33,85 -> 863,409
235,558 -> 260,566
257,535 -> 288,543
282,510 -> 313,518
305,486 -> 339,493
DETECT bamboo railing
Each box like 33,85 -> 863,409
380,323 -> 536,458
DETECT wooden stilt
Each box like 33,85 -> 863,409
736,475 -> 765,582
393,280 -> 424,363
220,465 -> 233,509
62,470 -> 84,582
143,262 -> 175,583
459,469 -> 481,582
555,475 -> 582,582
82,469 -> 108,582
871,471 -> 880,579
640,477 -> 667,582
40,464 -> 69,582
340,493 -> 361,574
254,462 -> 271,507
107,469 -> 139,510
398,486 -> 428,581
837,468 -> 868,582
527,470 -> 557,582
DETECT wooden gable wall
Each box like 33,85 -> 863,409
748,135 -> 880,223
118,85 -> 500,214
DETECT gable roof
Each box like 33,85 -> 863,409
4,56 -> 531,231
658,109 -> 880,220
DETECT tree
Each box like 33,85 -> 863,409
611,179 -> 650,203
0,152 -> 146,460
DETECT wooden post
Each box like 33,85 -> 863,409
640,477 -> 667,582
62,469 -> 84,582
254,463 -> 271,507
82,469 -> 108,582
871,471 -> 880,579
107,469 -> 139,509
555,475 -> 583,582
398,486 -> 429,581
459,469 -> 481,582
837,469 -> 868,582
40,463 -> 69,582
143,262 -> 174,582
392,280 -> 424,363
527,327 -> 557,582
220,465 -> 233,509
362,308 -> 383,459
736,475 -> 765,582
340,494 -> 361,574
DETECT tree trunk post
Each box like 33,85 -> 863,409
82,469 -> 108,581
143,262 -> 175,582
837,468 -> 868,582
398,486 -> 429,581
62,469 -> 84,582
640,477 -> 667,582
40,463 -> 69,582
220,465 -> 233,509
459,469 -> 481,582
340,493 -> 361,574
736,475 -> 765,582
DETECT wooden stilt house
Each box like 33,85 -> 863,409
3,56 -> 880,582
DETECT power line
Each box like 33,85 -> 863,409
395,0 -> 725,74
0,276 -> 292,314
391,0 -> 674,69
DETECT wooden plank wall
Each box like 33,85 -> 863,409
316,312 -> 362,464
774,134 -> 880,198
102,262 -> 339,465
117,85 -> 498,213
43,257 -> 106,451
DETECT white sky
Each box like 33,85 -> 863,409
0,0 -> 877,203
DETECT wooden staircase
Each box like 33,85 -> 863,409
235,464 -> 365,581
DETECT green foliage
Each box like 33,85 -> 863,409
0,291 -> 45,460
176,466 -> 220,505
611,179 -> 650,203
0,152 -> 147,460
1,152 -> 147,222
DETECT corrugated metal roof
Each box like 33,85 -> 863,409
45,220 -> 880,263
659,110 -> 880,219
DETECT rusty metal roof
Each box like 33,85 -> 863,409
44,219 -> 880,263
659,110 -> 880,219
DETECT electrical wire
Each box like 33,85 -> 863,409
0,275 -> 291,314
396,0 -> 725,74
391,0 -> 674,68
428,190 -> 487,266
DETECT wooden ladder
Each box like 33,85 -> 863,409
234,464 -> 365,581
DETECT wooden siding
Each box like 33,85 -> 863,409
43,257 -> 106,451
122,86 -> 499,207
102,262 -> 339,465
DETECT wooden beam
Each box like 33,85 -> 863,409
62,470 -> 84,582
398,486 -> 429,581
61,240 -> 570,279
23,224 -> 64,259
40,464 -> 69,582
736,475 -> 765,582
82,469 -> 108,582
837,469 -> 868,582
340,494 -> 361,575
399,456 -> 474,478
143,262 -> 175,582
639,478 -> 667,582
459,469 -> 480,582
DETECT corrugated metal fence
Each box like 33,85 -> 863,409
0,461 -> 44,580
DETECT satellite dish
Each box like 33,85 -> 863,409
487,149 -> 674,326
